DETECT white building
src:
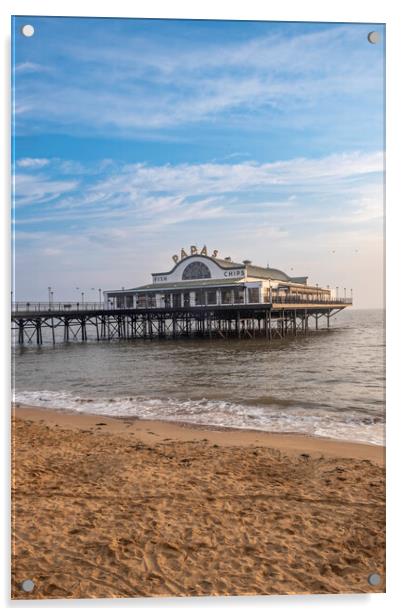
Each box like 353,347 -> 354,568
104,247 -> 331,309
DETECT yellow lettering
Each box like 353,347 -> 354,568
200,245 -> 208,256
172,254 -> 179,263
212,249 -> 218,257
181,248 -> 188,259
190,245 -> 198,255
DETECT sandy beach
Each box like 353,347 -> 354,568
11,404 -> 385,599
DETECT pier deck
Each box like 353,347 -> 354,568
11,299 -> 352,345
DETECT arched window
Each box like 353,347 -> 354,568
182,261 -> 211,280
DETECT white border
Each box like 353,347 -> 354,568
2,1 -> 401,614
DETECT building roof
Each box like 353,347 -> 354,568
132,278 -> 245,292
246,264 -> 290,282
211,257 -> 244,269
151,253 -> 307,284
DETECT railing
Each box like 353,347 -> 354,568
11,296 -> 352,314
11,302 -> 105,313
270,296 -> 353,305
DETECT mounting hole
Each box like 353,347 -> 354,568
368,572 -> 381,586
367,31 -> 380,44
21,579 -> 35,592
21,24 -> 35,38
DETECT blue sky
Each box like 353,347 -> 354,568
12,17 -> 385,306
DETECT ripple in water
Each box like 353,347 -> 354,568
12,309 -> 385,445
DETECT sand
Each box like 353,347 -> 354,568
11,405 -> 385,599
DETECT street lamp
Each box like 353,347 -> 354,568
48,286 -> 52,306
336,286 -> 339,299
98,288 -> 102,303
81,291 -> 85,305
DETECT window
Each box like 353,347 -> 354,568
182,261 -> 211,280
234,287 -> 245,303
222,289 -> 232,304
207,290 -> 216,304
136,294 -> 156,308
195,290 -> 205,305
248,288 -> 260,303
172,293 -> 181,308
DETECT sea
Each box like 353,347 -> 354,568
12,309 -> 385,446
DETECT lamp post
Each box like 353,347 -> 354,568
98,288 -> 102,304
336,286 -> 339,299
48,286 -> 52,306
81,291 -> 85,306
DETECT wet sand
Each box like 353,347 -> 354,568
11,405 -> 385,599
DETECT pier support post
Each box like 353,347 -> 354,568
18,319 -> 24,344
35,319 -> 42,345
64,319 -> 69,342
236,311 -> 241,339
81,318 -> 87,341
268,309 -> 272,340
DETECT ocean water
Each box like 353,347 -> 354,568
12,309 -> 385,445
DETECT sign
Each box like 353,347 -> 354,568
172,245 -> 218,264
224,269 -> 245,278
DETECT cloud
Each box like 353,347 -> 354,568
13,151 -> 383,234
16,158 -> 50,169
93,151 -> 383,202
13,173 -> 78,207
14,62 -> 48,73
13,23 -> 383,135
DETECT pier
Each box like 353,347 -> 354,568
11,297 -> 352,345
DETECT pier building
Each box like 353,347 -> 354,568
104,247 -> 332,309
11,246 -> 352,345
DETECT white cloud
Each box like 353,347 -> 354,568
17,158 -> 50,169
93,151 -> 383,202
13,24 -> 383,133
15,62 -> 47,73
13,173 -> 78,207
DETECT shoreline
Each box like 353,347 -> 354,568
12,404 -> 384,464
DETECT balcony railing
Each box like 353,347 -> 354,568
11,296 -> 352,314
270,295 -> 352,305
11,302 -> 105,313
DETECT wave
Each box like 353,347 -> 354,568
13,390 -> 385,446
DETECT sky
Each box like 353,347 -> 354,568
12,17 -> 385,307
